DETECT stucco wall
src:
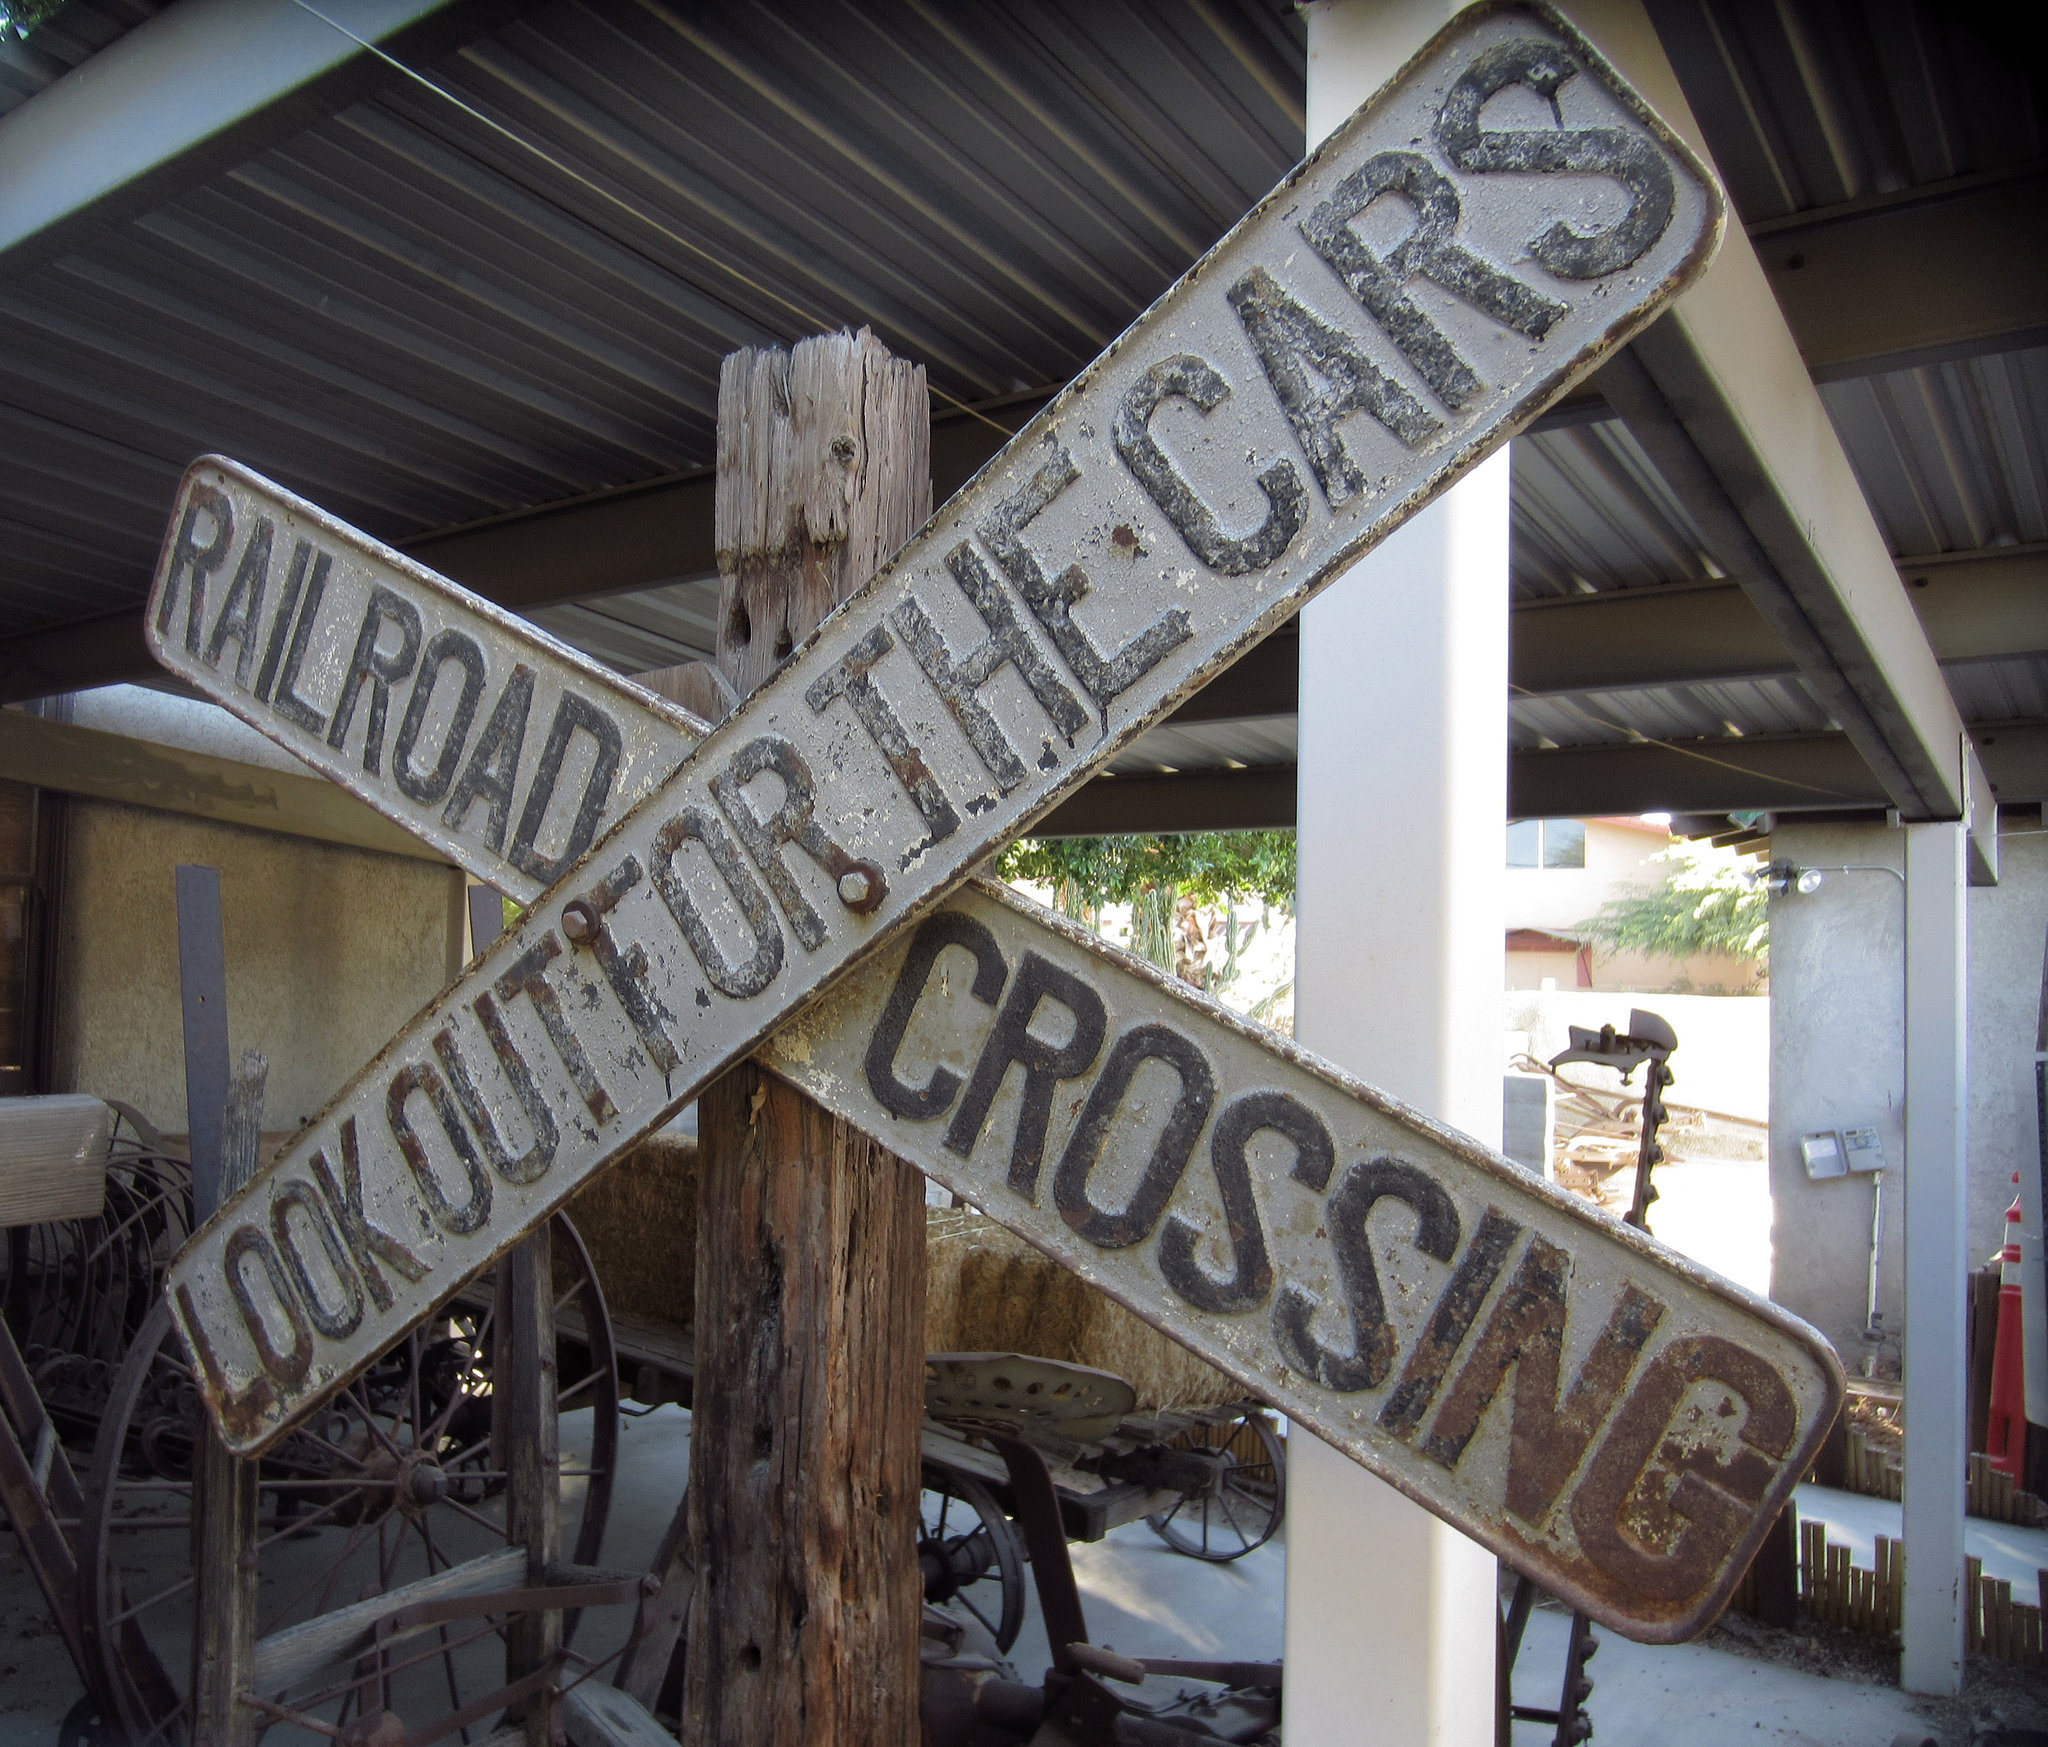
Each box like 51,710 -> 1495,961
1767,820 -> 2048,1373
52,799 -> 466,1136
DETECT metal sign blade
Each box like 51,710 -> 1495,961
158,0 -> 1726,1496
761,884 -> 1841,1642
151,458 -> 1840,1639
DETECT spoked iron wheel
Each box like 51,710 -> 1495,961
79,1213 -> 618,1745
1146,1408 -> 1286,1563
918,1464 -> 1026,1653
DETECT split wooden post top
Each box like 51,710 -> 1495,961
683,328 -> 931,1745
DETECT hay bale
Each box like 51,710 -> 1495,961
923,1211 -> 1234,1412
560,1133 -> 699,1330
562,1159 -> 1234,1412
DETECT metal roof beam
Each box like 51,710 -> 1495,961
1752,167 -> 2048,382
0,0 -> 509,272
1570,0 -> 1998,883
1513,548 -> 2048,697
1029,721 -> 2047,838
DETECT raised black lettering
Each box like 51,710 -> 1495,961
254,539 -> 309,707
978,446 -> 1190,712
1435,37 -> 1675,280
806,625 -> 961,845
865,911 -> 1008,1120
308,1118 -> 430,1312
388,1062 -> 494,1234
1113,356 -> 1306,575
204,517 -> 274,688
1161,1085 -> 1284,1315
1300,151 -> 1567,411
435,1019 -> 557,1187
443,664 -> 534,852
1571,1335 -> 1794,1602
1054,1025 -> 1216,1248
508,693 -> 622,886
1229,265 -> 1441,506
650,807 -> 784,999
1379,1206 -> 1521,1434
269,546 -> 334,735
944,950 -> 1107,1196
896,544 -> 1089,790
327,586 -> 424,776
393,629 -> 488,805
1423,1238 -> 1665,1527
157,485 -> 234,656
489,935 -> 616,1124
224,1222 -> 313,1387
1273,1156 -> 1458,1391
712,734 -> 881,951
270,1179 -> 364,1340
570,855 -> 680,1075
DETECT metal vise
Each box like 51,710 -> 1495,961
1548,1008 -> 1678,1086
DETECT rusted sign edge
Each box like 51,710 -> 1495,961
157,0 -> 1729,1460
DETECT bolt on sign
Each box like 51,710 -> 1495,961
147,1 -> 1839,1638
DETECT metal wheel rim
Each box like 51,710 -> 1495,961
1145,1409 -> 1286,1563
919,1465 -> 1026,1653
79,1214 -> 620,1744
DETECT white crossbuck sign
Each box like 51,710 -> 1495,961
150,2 -> 1841,1641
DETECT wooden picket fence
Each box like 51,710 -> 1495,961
1966,1451 -> 2046,1526
1787,1518 -> 2046,1664
1831,1423 -> 2046,1527
1838,1421 -> 1903,1502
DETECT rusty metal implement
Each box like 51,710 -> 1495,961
157,0 -> 1741,1543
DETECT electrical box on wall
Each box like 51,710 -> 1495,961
1842,1128 -> 1887,1173
1801,1131 -> 1847,1180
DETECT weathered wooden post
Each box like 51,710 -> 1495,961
681,329 -> 931,1742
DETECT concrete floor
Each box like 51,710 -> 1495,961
3,1399 -> 2043,1745
0,1144 -> 2038,1745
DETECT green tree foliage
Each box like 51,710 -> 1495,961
1577,841 -> 1769,965
998,831 -> 1296,995
2,0 -> 69,36
995,831 -> 1296,918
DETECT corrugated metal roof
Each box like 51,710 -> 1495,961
1511,675 -> 1833,752
1510,421 -> 1720,600
528,575 -> 719,673
0,0 -> 1304,639
1645,0 -> 2044,223
2,0 -> 2038,800
1821,345 -> 2048,557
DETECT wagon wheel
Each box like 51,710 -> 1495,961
1146,1408 -> 1286,1563
78,1212 -> 618,1745
918,1464 -> 1026,1653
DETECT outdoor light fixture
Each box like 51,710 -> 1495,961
1758,860 -> 1825,896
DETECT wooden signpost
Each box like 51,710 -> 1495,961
142,0 -> 1842,1651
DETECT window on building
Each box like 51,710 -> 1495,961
1506,818 -> 1586,870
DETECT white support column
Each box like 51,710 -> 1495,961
1901,820 -> 1969,1693
1291,20 -> 1505,1740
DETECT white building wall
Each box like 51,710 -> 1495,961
1767,819 -> 2048,1367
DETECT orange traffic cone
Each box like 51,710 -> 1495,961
1987,1174 -> 2028,1479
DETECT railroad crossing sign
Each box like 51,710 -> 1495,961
149,1 -> 1841,1641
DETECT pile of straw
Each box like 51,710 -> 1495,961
560,1132 -> 699,1329
925,1210 -> 1233,1412
561,1148 -> 1237,1413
